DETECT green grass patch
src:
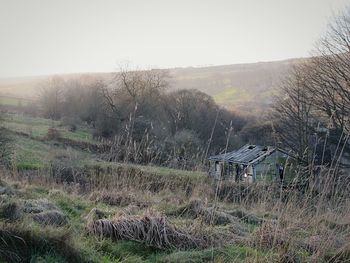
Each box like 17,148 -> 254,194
9,134 -> 94,170
1,113 -> 96,143
60,127 -> 95,143
0,96 -> 30,107
92,239 -> 163,262
10,135 -> 49,170
16,161 -> 44,170
152,245 -> 275,263
1,113 -> 57,138
152,249 -> 215,263
213,87 -> 238,104
52,194 -> 90,226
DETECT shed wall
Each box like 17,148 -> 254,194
254,151 -> 279,181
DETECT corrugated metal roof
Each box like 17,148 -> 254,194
208,144 -> 276,165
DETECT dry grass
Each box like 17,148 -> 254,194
89,190 -> 149,208
169,199 -> 244,226
86,208 -> 201,250
1,163 -> 350,262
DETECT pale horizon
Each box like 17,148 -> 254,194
0,0 -> 349,78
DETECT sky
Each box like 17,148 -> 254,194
0,0 -> 349,78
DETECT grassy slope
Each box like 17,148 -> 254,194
0,113 -> 218,262
0,112 -> 205,181
1,110 -> 349,263
0,113 -> 97,170
1,113 -> 95,143
9,134 -> 93,170
2,163 -> 349,262
0,177 -> 279,263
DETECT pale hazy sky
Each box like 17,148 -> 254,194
0,0 -> 349,78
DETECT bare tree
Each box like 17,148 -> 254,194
102,66 -> 169,120
38,76 -> 65,120
305,7 -> 350,132
101,66 -> 169,161
273,7 -> 350,166
273,65 -> 315,162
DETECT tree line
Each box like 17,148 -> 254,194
37,67 -> 251,168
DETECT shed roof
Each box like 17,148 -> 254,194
208,144 -> 277,165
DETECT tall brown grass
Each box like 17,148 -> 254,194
3,147 -> 350,262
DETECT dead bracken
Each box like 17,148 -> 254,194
86,208 -> 200,250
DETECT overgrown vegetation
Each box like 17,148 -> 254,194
0,5 -> 350,263
0,163 -> 349,263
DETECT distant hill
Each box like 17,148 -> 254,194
0,58 -> 302,114
169,59 -> 303,114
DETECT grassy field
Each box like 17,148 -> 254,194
1,113 -> 95,143
0,112 -> 96,170
9,134 -> 94,170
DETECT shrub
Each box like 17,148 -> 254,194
46,128 -> 61,140
61,116 -> 79,132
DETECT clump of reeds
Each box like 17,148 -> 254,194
252,221 -> 288,250
86,208 -> 200,250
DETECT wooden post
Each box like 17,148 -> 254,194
253,165 -> 257,181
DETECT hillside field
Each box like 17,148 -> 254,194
0,105 -> 349,263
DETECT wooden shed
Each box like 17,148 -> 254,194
208,144 -> 290,182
